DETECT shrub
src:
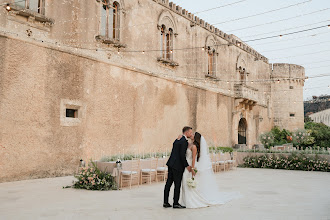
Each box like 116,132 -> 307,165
271,127 -> 292,145
217,147 -> 233,153
259,132 -> 275,149
209,146 -> 233,153
99,152 -> 168,162
241,153 -> 330,172
292,129 -> 314,149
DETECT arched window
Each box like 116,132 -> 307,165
205,36 -> 217,76
160,26 -> 173,60
236,55 -> 248,84
239,66 -> 246,82
160,25 -> 166,59
208,47 -> 216,75
166,28 -> 173,60
100,0 -> 120,41
113,1 -> 120,41
158,11 -> 176,61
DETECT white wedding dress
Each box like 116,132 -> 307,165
181,136 -> 241,208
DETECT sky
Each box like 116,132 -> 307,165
172,0 -> 330,100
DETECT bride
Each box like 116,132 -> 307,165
180,132 -> 241,208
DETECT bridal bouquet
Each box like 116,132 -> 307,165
187,177 -> 197,188
187,168 -> 198,188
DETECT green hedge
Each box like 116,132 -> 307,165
241,153 -> 330,172
209,146 -> 233,153
99,152 -> 168,162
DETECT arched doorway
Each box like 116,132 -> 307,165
238,118 -> 247,144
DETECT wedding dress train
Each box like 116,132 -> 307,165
181,136 -> 241,208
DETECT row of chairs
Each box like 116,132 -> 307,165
120,152 -> 238,189
120,158 -> 168,189
211,152 -> 238,172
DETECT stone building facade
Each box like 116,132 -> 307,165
0,0 -> 305,182
309,109 -> 330,127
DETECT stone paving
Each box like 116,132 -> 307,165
0,168 -> 329,220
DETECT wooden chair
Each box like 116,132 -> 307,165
231,151 -> 238,169
120,159 -> 140,189
156,157 -> 168,182
216,153 -> 227,171
140,158 -> 158,184
211,153 -> 218,172
224,153 -> 233,170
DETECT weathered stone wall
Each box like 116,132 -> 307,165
0,35 -> 273,182
0,0 -> 303,182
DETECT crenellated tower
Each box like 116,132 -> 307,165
271,63 -> 305,131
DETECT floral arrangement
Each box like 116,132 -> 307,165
241,153 -> 329,172
64,161 -> 116,190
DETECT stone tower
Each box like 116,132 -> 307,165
271,63 -> 305,131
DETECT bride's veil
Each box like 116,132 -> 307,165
196,136 -> 242,204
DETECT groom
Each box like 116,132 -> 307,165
163,126 -> 195,209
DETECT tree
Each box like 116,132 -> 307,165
305,122 -> 330,148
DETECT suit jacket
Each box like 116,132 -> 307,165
166,136 -> 189,172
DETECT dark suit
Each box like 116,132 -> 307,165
164,136 -> 190,205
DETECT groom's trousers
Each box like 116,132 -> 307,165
164,167 -> 184,205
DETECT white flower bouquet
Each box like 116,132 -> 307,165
187,168 -> 198,188
187,177 -> 197,188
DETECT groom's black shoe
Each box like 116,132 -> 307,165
173,204 -> 186,209
163,203 -> 172,208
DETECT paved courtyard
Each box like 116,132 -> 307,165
0,168 -> 329,220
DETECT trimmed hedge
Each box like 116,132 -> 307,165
241,153 -> 330,172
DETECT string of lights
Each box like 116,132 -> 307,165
50,24 -> 330,53
244,24 -> 329,43
212,0 -> 312,25
271,49 -> 330,60
251,31 -> 330,46
2,20 -> 326,76
1,27 -> 328,100
302,59 -> 330,66
1,0 -> 247,30
259,40 -> 330,53
2,0 -> 329,47
1,23 -> 329,77
240,19 -> 330,39
193,0 -> 247,14
305,64 -> 330,69
226,8 -> 330,32
1,2 -> 329,93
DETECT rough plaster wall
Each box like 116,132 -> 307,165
0,0 -> 304,182
0,39 -> 249,182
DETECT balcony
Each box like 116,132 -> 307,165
234,84 -> 258,110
